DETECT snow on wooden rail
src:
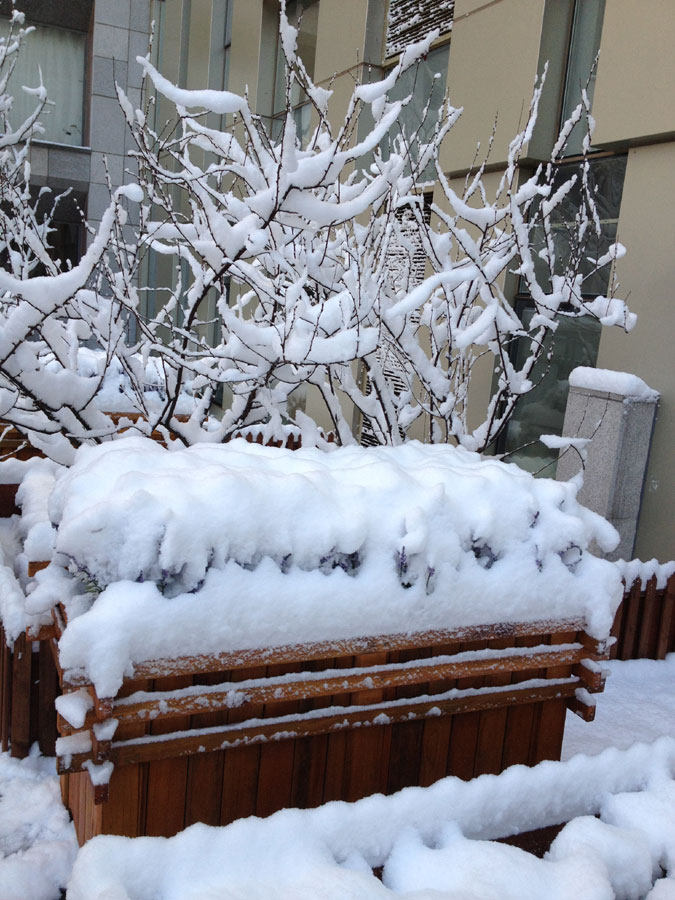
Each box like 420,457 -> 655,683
49,613 -> 607,803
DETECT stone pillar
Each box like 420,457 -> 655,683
556,367 -> 659,561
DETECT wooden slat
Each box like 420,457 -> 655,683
0,625 -> 10,752
619,581 -> 642,660
61,643 -> 594,734
61,617 -> 586,688
609,595 -> 624,660
500,635 -> 541,771
185,746 -> 224,825
573,662 -> 606,693
419,640 -> 459,787
0,483 -> 20,517
38,642 -> 58,755
637,576 -> 659,659
473,637 -> 512,776
143,675 -> 192,837
447,639 -> 485,781
568,695 -> 596,722
10,633 -> 31,758
320,655 -> 354,804
289,661 -> 331,810
59,679 -> 579,773
256,661 -> 301,817
344,651 -> 392,802
219,664 -> 265,825
655,575 -> 675,660
386,648 -> 428,793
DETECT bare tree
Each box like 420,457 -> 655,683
0,6 -> 635,460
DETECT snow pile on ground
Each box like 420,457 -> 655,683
0,748 -> 77,900
563,655 -> 675,760
67,737 -> 675,900
23,437 -> 623,696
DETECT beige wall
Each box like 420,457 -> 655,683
314,0 -> 369,84
593,0 -> 675,148
596,142 -> 675,560
440,0 -> 546,174
229,0 -> 265,100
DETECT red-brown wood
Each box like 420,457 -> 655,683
144,675 -> 192,837
10,634 -> 31,758
0,625 -> 10,752
0,483 -> 20,517
611,573 -> 675,660
219,664 -> 265,826
473,637 -> 512,776
655,577 -> 675,660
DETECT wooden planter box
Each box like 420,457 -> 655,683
46,605 -> 606,845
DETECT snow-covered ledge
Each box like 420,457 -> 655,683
556,367 -> 659,561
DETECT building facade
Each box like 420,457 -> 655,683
0,0 -> 151,242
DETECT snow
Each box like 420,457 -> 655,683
65,736 -> 675,900
22,437 -> 624,697
0,747 -> 77,900
47,347 -> 197,415
563,655 -> 675,760
569,366 -> 660,402
614,558 -> 675,591
4,657 -> 674,900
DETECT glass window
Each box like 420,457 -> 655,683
502,310 -> 601,474
0,19 -> 86,146
269,0 -> 319,146
380,42 -> 449,182
223,0 -> 233,91
559,0 -> 605,157
504,154 -> 627,473
520,154 -> 627,298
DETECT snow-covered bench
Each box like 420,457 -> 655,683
14,436 -> 624,842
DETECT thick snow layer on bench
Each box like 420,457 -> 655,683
67,737 -> 675,900
27,437 -> 623,696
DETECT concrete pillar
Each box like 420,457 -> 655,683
556,367 -> 659,561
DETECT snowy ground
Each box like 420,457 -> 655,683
0,747 -> 77,900
1,655 -> 673,899
562,654 -> 675,760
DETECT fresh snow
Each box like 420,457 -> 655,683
569,366 -> 660,402
22,437 -> 623,697
4,658 -> 674,899
562,655 -> 675,760
0,748 -> 77,900
66,736 -> 675,900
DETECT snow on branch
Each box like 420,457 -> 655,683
0,10 -> 633,459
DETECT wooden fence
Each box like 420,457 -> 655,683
610,572 -> 675,660
0,627 -> 58,757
